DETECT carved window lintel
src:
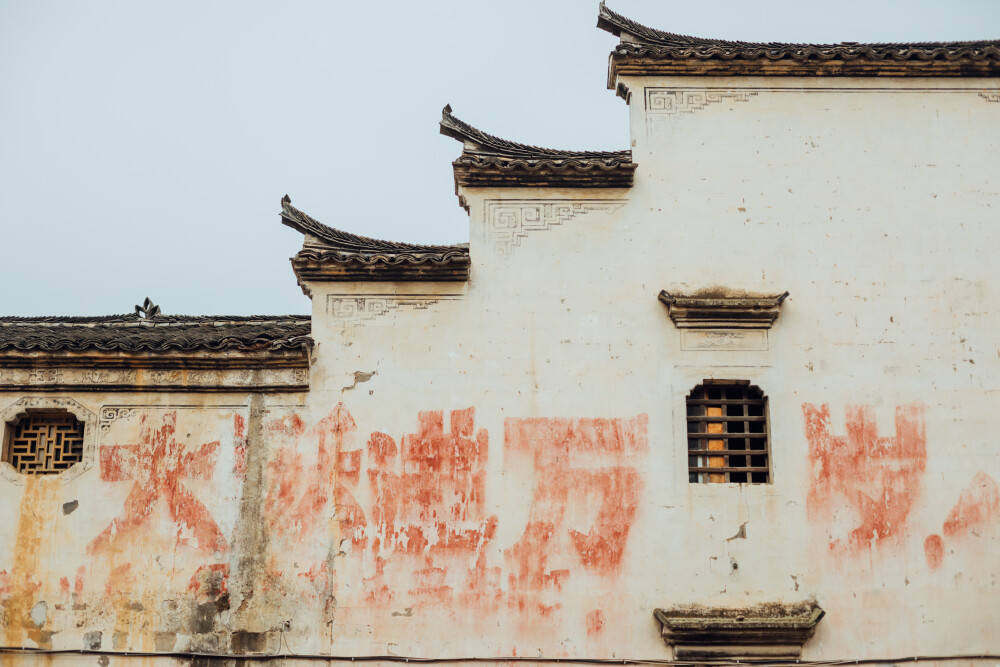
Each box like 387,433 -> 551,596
659,290 -> 789,329
653,602 -> 825,659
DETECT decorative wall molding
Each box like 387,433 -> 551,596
484,200 -> 626,258
327,295 -> 462,327
99,403 -> 247,434
0,397 -> 99,484
647,89 -> 758,115
0,367 -> 307,393
646,89 -> 758,140
980,92 -> 1000,103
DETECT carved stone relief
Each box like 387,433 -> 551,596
484,200 -> 626,258
0,368 -> 307,392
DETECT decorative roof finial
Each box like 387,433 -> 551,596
135,298 -> 161,319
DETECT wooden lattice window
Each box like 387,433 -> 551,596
3,410 -> 85,474
687,381 -> 770,484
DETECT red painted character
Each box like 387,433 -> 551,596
89,411 -> 225,554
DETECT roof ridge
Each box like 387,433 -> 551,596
597,2 -> 1000,50
439,105 -> 631,160
0,315 -> 310,324
279,196 -> 467,253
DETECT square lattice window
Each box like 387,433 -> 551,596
687,381 -> 770,484
3,410 -> 85,474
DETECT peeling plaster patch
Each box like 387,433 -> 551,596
82,630 -> 102,650
30,601 -> 47,628
726,522 -> 747,540
343,369 -> 377,392
63,500 -> 78,515
154,632 -> 177,652
391,607 -> 413,617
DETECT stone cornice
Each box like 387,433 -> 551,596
653,603 -> 825,659
659,290 -> 789,329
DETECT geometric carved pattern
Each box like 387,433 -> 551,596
645,89 -> 758,140
0,397 -> 97,484
484,200 -> 626,258
327,295 -> 461,327
3,411 -> 85,474
646,89 -> 758,115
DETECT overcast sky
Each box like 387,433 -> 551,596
2,0 -> 997,316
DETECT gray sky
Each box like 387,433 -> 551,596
2,0 -> 997,316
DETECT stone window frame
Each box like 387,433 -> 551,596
686,380 -> 771,484
0,397 -> 97,484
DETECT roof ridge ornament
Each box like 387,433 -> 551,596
135,298 -> 161,319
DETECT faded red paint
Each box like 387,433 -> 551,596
803,402 -> 926,553
73,566 -> 85,596
359,408 -> 497,607
942,472 -> 999,538
59,577 -> 70,593
188,563 -> 229,600
586,609 -> 606,637
924,472 -> 999,570
503,415 -> 647,617
90,411 -> 225,554
264,404 -> 356,542
232,414 -> 248,480
924,534 -> 944,569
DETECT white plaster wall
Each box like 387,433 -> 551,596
1,77 -> 998,664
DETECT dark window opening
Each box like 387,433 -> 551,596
687,381 -> 770,484
3,410 -> 85,474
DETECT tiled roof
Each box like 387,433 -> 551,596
598,3 -> 1000,79
440,106 -> 635,189
280,196 -> 470,283
0,314 -> 312,353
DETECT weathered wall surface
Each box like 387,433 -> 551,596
2,78 -> 999,662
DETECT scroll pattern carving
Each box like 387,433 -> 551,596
327,296 -> 461,327
485,200 -> 626,258
645,89 -> 758,139
980,92 -> 1000,103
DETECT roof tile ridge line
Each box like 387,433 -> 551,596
596,2 -> 749,48
598,3 -> 1000,51
0,315 -> 311,324
439,105 -> 632,159
279,195 -> 467,254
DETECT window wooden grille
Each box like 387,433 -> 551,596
3,411 -> 85,474
687,381 -> 769,484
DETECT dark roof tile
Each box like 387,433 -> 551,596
0,315 -> 312,353
597,2 -> 1000,78
440,106 -> 635,189
280,197 -> 470,284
